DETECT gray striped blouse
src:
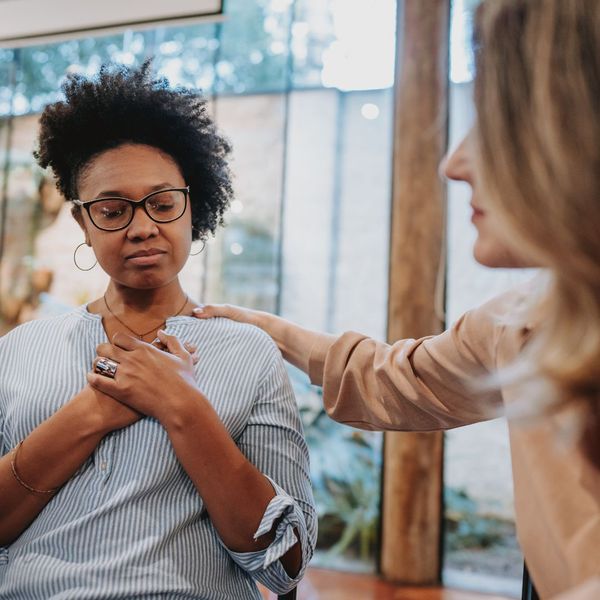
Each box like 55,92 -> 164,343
0,307 -> 317,599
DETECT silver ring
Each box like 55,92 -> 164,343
95,357 -> 118,379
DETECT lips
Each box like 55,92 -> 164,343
470,203 -> 485,217
125,248 -> 166,259
125,248 -> 167,266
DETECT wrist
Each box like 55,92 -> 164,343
251,309 -> 273,332
69,387 -> 114,438
155,377 -> 207,429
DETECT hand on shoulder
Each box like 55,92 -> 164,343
192,303 -> 263,328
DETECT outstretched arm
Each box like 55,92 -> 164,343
193,290 -> 518,432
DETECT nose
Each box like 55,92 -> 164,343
126,204 -> 159,240
440,132 -> 473,184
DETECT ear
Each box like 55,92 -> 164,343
71,204 -> 91,244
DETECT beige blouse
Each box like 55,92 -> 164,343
308,286 -> 600,599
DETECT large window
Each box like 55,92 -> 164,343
0,0 -> 395,573
2,1 -> 534,592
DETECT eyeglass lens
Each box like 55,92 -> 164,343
89,189 -> 186,230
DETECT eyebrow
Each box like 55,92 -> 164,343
95,183 -> 178,198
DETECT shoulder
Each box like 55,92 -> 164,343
0,309 -> 85,348
175,316 -> 281,369
177,316 -> 278,348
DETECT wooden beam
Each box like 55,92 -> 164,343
381,0 -> 450,584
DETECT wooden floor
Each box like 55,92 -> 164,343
259,568 -> 512,600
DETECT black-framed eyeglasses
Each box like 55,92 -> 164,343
73,186 -> 190,231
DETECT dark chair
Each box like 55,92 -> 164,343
522,563 -> 540,600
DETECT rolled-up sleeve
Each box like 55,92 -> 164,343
308,290 -> 527,432
224,349 -> 317,594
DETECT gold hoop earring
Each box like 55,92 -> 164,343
190,240 -> 206,257
73,242 -> 97,271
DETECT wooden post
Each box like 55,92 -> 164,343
380,0 -> 450,584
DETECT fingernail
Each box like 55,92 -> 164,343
193,307 -> 204,314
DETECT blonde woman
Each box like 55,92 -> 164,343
194,0 -> 600,597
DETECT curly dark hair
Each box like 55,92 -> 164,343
34,61 -> 233,241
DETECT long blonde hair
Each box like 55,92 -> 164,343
474,0 -> 600,466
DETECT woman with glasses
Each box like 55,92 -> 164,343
0,63 -> 316,599
194,0 -> 600,597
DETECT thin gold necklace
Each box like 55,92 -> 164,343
103,293 -> 189,340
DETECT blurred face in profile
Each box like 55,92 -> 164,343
441,128 -> 538,269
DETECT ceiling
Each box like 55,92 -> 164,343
0,0 -> 223,47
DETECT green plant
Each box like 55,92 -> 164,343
289,366 -> 381,563
444,487 -> 512,550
